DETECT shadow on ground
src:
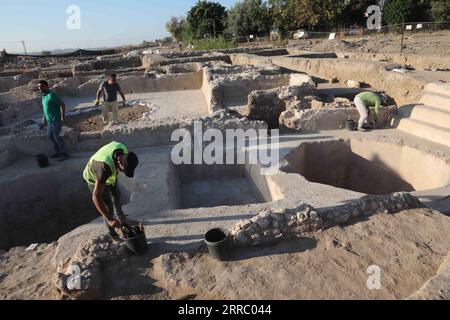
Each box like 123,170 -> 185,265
226,236 -> 317,261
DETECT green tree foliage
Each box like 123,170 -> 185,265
340,0 -> 374,27
383,0 -> 431,25
187,1 -> 227,39
181,20 -> 195,44
227,0 -> 272,37
192,36 -> 236,50
165,16 -> 185,43
267,0 -> 295,34
181,0 -> 446,43
430,0 -> 450,22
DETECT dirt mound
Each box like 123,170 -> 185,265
65,104 -> 150,132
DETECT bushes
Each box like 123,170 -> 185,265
191,36 -> 236,50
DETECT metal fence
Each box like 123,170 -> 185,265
234,21 -> 450,43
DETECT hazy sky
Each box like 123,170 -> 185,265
0,0 -> 238,53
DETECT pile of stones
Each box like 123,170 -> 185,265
230,192 -> 422,247
320,192 -> 423,227
54,235 -> 127,300
201,109 -> 267,131
230,203 -> 323,247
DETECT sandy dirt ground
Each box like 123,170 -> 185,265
145,209 -> 450,300
293,31 -> 450,56
0,208 -> 448,300
0,243 -> 58,300
65,104 -> 149,132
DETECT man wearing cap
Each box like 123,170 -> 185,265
83,141 -> 139,239
353,91 -> 388,132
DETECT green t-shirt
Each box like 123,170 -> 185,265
356,91 -> 381,120
42,90 -> 63,124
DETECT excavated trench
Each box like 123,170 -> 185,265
281,139 -> 450,195
0,165 -> 131,250
171,163 -> 283,209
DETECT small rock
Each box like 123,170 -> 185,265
93,250 -> 109,260
99,243 -> 110,251
346,80 -> 361,88
234,232 -> 249,246
256,217 -> 270,230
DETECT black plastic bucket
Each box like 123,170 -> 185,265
121,230 -> 148,255
36,154 -> 49,168
346,119 -> 357,131
204,228 -> 230,261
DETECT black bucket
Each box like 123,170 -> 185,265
121,229 -> 148,255
204,228 -> 230,261
346,119 -> 357,131
36,154 -> 49,168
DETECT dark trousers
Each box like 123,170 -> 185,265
87,183 -> 124,236
47,122 -> 67,155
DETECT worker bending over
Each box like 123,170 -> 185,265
354,91 -> 388,132
83,141 -> 139,239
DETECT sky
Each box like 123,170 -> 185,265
0,0 -> 238,53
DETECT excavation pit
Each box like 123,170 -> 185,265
173,164 -> 282,209
0,164 -> 131,250
281,139 -> 450,196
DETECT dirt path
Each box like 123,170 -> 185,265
294,31 -> 450,56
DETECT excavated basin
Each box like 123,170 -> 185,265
0,164 -> 131,250
281,139 -> 450,195
172,163 -> 283,209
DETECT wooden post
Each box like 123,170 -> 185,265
400,20 -> 405,55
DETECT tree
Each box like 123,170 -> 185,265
41,50 -> 52,56
187,0 -> 227,39
267,0 -> 295,34
227,0 -> 272,37
340,0 -> 374,28
289,0 -> 350,31
430,0 -> 450,22
383,0 -> 431,25
181,20 -> 195,44
166,16 -> 185,43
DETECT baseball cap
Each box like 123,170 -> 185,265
122,152 -> 139,178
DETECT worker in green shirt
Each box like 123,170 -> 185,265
38,80 -> 69,161
83,141 -> 139,239
354,91 -> 388,132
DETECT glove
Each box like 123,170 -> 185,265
94,99 -> 100,106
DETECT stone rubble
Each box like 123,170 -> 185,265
230,192 -> 422,247
200,109 -> 267,131
230,203 -> 323,247
54,235 -> 127,300
319,192 -> 423,227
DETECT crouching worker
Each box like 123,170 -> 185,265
354,91 -> 388,132
83,141 -> 139,240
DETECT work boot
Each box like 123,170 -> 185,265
358,127 -> 367,132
